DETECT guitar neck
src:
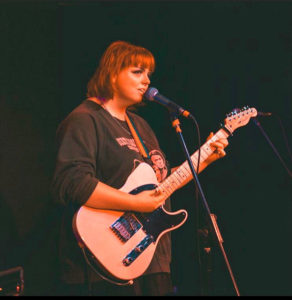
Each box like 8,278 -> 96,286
156,128 -> 230,197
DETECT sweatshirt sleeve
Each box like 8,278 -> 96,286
51,111 -> 99,207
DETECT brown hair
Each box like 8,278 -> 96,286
86,41 -> 155,101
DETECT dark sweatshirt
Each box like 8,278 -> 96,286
51,100 -> 172,284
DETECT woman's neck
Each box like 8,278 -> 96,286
102,99 -> 127,121
88,97 -> 127,120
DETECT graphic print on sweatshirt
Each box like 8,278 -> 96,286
148,149 -> 168,183
114,130 -> 168,184
131,149 -> 168,184
116,137 -> 139,153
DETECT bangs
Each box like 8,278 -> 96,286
122,52 -> 155,73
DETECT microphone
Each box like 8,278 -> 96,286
257,111 -> 272,117
144,87 -> 192,118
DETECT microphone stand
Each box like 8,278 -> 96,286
169,111 -> 240,296
253,117 -> 292,178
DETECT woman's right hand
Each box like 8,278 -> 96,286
132,189 -> 166,212
85,181 -> 167,213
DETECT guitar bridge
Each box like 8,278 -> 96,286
110,212 -> 142,242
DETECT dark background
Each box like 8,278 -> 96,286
1,0 -> 292,296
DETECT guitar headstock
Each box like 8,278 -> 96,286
224,106 -> 257,134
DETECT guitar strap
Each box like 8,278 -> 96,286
87,97 -> 150,159
125,113 -> 150,159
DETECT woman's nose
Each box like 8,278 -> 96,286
142,73 -> 150,85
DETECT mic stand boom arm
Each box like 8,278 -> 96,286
253,117 -> 292,178
169,111 -> 240,296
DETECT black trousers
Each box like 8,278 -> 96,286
55,272 -> 174,296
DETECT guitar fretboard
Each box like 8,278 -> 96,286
156,128 -> 229,197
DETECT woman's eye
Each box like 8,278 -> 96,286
132,69 -> 152,78
132,70 -> 142,74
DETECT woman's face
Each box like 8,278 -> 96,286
151,154 -> 165,169
111,65 -> 151,106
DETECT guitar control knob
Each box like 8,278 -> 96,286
135,245 -> 144,253
122,257 -> 133,266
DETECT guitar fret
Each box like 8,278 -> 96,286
172,172 -> 183,185
218,129 -> 229,139
182,164 -> 191,175
191,155 -> 198,170
157,182 -> 172,197
161,167 -> 184,193
161,175 -> 179,193
177,168 -> 188,181
165,174 -> 180,191
203,143 -> 212,155
164,178 -> 174,194
168,176 -> 178,188
198,149 -> 208,161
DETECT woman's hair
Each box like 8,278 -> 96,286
86,41 -> 155,101
149,149 -> 166,164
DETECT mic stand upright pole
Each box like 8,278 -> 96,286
169,111 -> 240,296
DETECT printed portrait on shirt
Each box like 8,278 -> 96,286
149,150 -> 168,183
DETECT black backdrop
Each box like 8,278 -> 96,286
1,0 -> 292,296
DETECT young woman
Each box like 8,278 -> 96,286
51,40 -> 228,296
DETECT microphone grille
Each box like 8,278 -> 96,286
144,87 -> 158,101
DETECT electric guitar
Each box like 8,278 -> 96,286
72,106 -> 258,284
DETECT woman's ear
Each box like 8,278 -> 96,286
110,75 -> 117,95
111,74 -> 117,85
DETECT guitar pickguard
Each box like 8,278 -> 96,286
108,183 -> 187,267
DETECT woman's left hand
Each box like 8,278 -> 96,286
204,132 -> 229,165
170,132 -> 229,187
